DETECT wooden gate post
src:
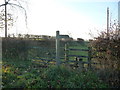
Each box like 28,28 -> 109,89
56,31 -> 60,66
65,43 -> 69,65
88,47 -> 92,69
56,31 -> 70,66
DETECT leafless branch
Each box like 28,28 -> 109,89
0,4 -> 5,7
8,2 -> 27,28
8,0 -> 11,2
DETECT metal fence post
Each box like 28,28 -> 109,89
56,31 -> 60,66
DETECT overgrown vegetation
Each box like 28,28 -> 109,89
2,38 -> 56,60
2,59 -> 108,88
89,23 -> 120,88
2,37 -> 110,88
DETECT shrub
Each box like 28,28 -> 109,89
26,66 -> 108,88
89,22 -> 120,88
2,37 -> 56,60
2,65 -> 108,88
2,38 -> 30,60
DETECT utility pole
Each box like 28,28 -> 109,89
107,7 -> 109,39
5,0 -> 7,38
118,1 -> 120,32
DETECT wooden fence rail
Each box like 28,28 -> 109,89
32,43 -> 94,69
64,43 -> 92,69
31,31 -> 96,69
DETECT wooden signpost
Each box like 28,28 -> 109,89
56,31 -> 69,66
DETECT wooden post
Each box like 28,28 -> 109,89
65,43 -> 69,64
74,57 -> 83,69
88,47 -> 92,69
56,31 -> 70,66
79,58 -> 84,69
56,31 -> 60,66
75,57 -> 79,68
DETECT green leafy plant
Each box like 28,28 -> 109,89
31,65 -> 108,88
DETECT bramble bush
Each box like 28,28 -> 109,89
89,23 -> 120,88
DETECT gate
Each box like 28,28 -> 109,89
32,31 -> 96,69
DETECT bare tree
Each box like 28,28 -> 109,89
0,9 -> 14,29
0,0 -> 28,37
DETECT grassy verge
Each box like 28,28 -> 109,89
2,58 -> 109,88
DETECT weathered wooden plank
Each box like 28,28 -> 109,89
33,58 -> 56,62
69,48 -> 89,51
68,55 -> 89,58
33,60 -> 56,65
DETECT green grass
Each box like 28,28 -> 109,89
66,42 -> 89,62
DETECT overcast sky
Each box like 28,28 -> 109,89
0,0 -> 119,40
